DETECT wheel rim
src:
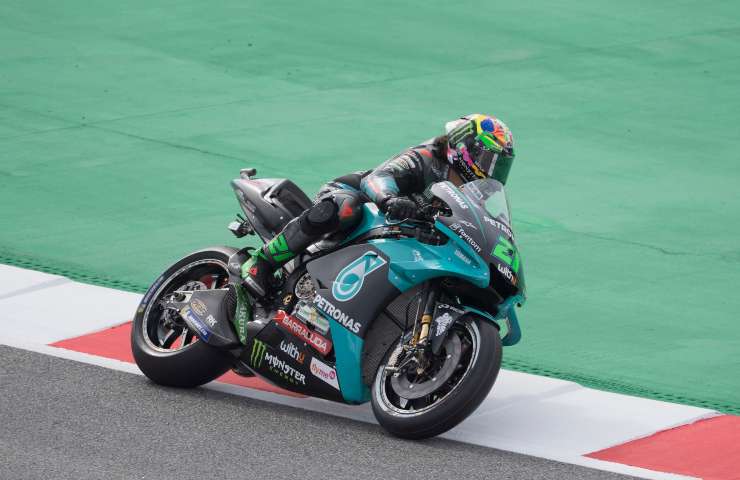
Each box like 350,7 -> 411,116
141,258 -> 229,353
375,319 -> 481,417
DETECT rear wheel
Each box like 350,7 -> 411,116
371,315 -> 502,439
131,247 -> 237,388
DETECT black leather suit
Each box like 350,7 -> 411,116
275,137 -> 450,258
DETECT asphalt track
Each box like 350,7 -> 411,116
0,346 -> 635,480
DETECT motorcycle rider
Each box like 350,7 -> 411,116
240,114 -> 515,299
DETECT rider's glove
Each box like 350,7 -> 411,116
383,197 -> 417,221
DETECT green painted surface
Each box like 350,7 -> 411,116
1,1 -> 739,413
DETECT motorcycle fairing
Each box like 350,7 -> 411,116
431,181 -> 526,297
306,212 -> 504,403
326,318 -> 368,403
462,299 -> 523,346
306,244 -> 400,339
369,228 -> 489,292
306,244 -> 401,403
240,320 -> 345,402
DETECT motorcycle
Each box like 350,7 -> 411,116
131,168 -> 525,439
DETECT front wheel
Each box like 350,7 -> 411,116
371,315 -> 502,439
131,246 -> 238,388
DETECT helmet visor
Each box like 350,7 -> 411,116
476,148 -> 499,178
474,134 -> 513,184
491,154 -> 513,185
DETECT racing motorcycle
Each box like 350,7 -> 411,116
131,168 -> 525,439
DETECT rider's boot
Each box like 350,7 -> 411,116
240,199 -> 340,299
240,234 -> 293,298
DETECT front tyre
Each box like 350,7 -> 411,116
371,315 -> 502,439
131,246 -> 237,388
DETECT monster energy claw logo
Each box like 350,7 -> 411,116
448,120 -> 474,145
332,252 -> 387,302
250,339 -> 267,368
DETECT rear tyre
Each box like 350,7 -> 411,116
371,315 -> 502,439
131,246 -> 237,388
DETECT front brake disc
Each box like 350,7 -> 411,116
390,333 -> 462,400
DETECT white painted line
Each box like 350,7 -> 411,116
0,264 -> 68,296
0,277 -> 70,300
461,370 -> 715,454
0,277 -> 141,344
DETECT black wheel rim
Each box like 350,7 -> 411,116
375,320 -> 481,417
141,259 -> 229,353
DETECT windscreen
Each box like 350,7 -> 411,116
430,178 -> 525,299
459,179 -> 512,227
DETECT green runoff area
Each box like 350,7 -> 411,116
1,1 -> 739,414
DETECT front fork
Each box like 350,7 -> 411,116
384,281 -> 441,376
412,280 -> 440,347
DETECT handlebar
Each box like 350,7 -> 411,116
384,204 -> 440,225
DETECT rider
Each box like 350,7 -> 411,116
240,114 -> 516,299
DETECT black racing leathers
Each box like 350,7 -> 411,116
360,137 -> 450,211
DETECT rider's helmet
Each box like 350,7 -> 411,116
445,114 -> 515,184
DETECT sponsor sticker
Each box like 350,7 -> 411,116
497,263 -> 517,285
483,215 -> 513,238
458,219 -> 478,230
250,339 -> 268,368
450,223 -> 482,253
274,311 -> 332,356
310,358 -> 339,390
434,312 -> 454,337
138,275 -> 165,313
314,293 -> 361,334
332,252 -> 386,302
191,298 -> 208,317
279,340 -> 305,364
437,303 -> 465,315
234,285 -> 250,344
251,339 -> 306,385
381,226 -> 402,236
439,183 -> 469,210
264,351 -> 306,385
181,307 -> 210,340
454,249 -> 472,265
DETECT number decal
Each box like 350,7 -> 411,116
492,236 -> 520,273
